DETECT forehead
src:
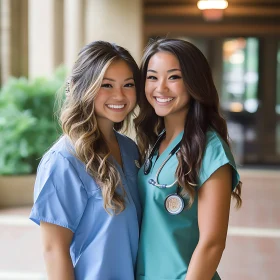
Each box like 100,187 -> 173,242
148,51 -> 180,69
104,59 -> 132,76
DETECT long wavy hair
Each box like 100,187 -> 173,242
60,41 -> 140,214
134,38 -> 242,208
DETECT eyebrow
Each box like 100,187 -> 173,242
103,77 -> 134,82
147,69 -> 181,73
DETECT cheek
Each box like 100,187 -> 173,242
129,90 -> 137,107
95,90 -> 107,104
145,83 -> 154,100
93,96 -> 101,108
178,84 -> 189,99
94,92 -> 109,114
145,82 -> 153,94
145,91 -> 153,105
123,89 -> 137,109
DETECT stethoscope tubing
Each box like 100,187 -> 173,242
144,131 -> 181,189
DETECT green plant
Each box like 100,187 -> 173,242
0,66 -> 66,175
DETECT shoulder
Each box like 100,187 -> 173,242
205,130 -> 226,148
204,130 -> 235,163
115,131 -> 138,155
48,136 -> 77,162
198,129 -> 240,190
37,136 -> 84,181
31,137 -> 89,232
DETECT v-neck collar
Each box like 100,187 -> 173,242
153,130 -> 184,162
113,130 -> 126,176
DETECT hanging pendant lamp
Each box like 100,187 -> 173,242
197,0 -> 228,21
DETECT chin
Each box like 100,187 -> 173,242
110,116 -> 127,123
154,109 -> 170,117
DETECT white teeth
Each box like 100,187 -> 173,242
155,97 -> 174,103
107,104 -> 125,109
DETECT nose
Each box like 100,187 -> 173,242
157,79 -> 169,93
112,87 -> 125,100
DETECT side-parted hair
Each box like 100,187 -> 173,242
134,38 -> 242,208
60,41 -> 140,214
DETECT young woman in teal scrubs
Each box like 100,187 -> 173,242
30,41 -> 141,279
135,38 -> 242,280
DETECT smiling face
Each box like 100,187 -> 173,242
145,51 -> 190,120
94,59 -> 137,125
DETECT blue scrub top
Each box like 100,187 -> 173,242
30,132 -> 141,280
136,130 -> 240,280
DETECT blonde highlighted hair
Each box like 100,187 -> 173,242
60,41 -> 140,214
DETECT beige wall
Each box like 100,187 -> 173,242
64,0 -> 85,71
28,0 -> 64,79
85,0 -> 143,64
1,0 -> 143,82
27,0 -> 143,79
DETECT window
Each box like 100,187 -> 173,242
276,44 -> 280,114
176,37 -> 209,58
221,38 -> 259,113
276,43 -> 280,154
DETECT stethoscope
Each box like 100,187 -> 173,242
143,131 -> 185,215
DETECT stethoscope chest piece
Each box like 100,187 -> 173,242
144,130 -> 185,215
164,192 -> 185,215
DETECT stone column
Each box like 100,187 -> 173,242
0,0 -> 28,84
28,0 -> 64,79
0,0 -> 10,84
84,0 -> 143,64
64,0 -> 85,73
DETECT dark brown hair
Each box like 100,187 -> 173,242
134,38 -> 242,208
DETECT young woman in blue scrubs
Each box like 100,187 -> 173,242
30,41 -> 141,280
134,38 -> 242,280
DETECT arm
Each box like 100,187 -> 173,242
41,222 -> 75,280
185,164 -> 232,280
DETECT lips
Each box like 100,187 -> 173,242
105,104 -> 127,112
154,97 -> 174,104
106,104 -> 126,109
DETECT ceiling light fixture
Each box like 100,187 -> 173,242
197,0 -> 228,21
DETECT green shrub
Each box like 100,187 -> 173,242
0,66 -> 66,175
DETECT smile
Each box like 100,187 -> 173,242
155,97 -> 174,104
106,104 -> 126,109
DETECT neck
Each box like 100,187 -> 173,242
96,117 -> 116,143
164,114 -> 186,143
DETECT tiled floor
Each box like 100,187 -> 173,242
0,169 -> 279,280
0,208 -> 45,279
218,170 -> 280,280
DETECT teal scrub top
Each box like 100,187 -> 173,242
136,130 -> 240,280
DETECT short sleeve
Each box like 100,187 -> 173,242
198,131 -> 240,190
29,151 -> 88,232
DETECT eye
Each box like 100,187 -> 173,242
101,83 -> 113,88
169,75 -> 182,80
147,75 -> 157,80
124,83 -> 135,88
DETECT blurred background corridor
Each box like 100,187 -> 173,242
0,0 -> 279,279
